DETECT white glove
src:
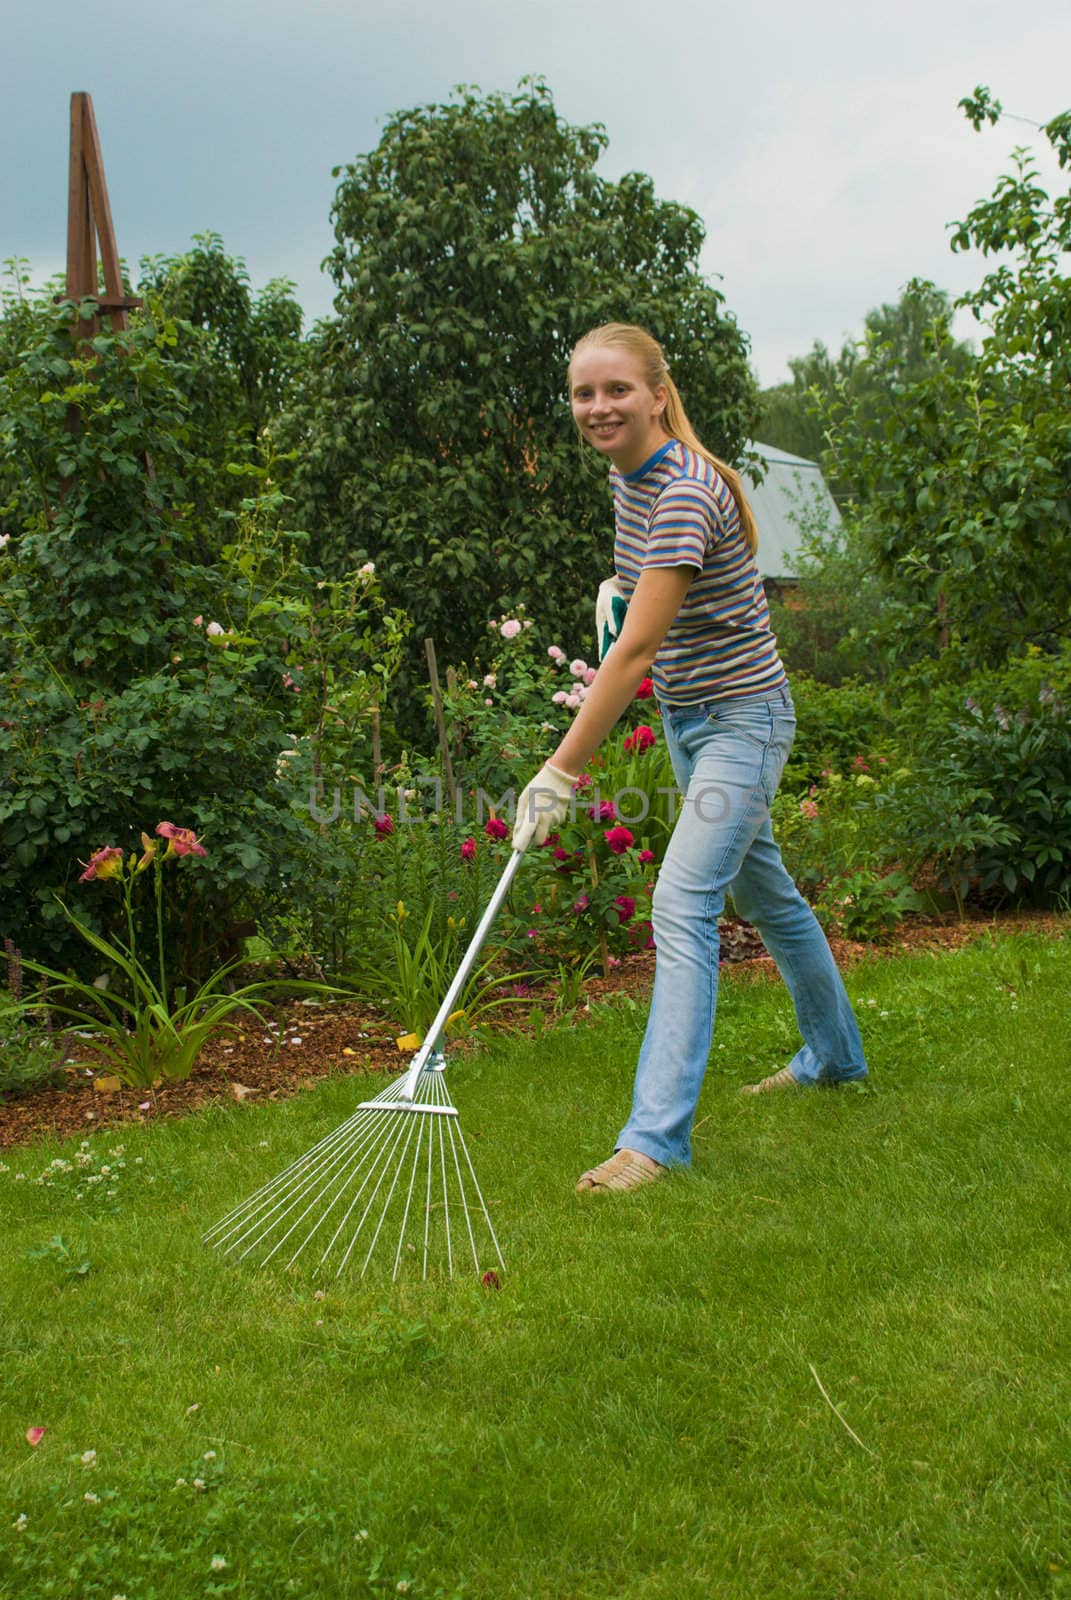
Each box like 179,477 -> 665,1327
595,575 -> 628,662
512,762 -> 578,852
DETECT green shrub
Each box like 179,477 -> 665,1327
780,674 -> 899,792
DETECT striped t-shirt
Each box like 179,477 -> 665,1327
610,439 -> 787,705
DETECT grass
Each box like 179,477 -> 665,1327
1,928 -> 1069,1599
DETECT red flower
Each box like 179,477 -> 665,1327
624,724 -> 656,753
155,822 -> 207,858
481,1270 -> 501,1290
572,893 -> 590,914
77,846 -> 124,882
852,756 -> 870,772
553,847 -> 570,862
613,895 -> 636,924
373,814 -> 394,837
541,832 -> 560,849
460,837 -> 476,860
588,800 -> 615,822
485,817 -> 509,841
638,849 -> 655,865
634,677 -> 654,700
603,825 -> 635,855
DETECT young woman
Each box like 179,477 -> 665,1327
513,323 -> 868,1194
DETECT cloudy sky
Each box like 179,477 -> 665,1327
5,0 -> 1069,385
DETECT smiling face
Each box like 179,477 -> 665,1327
569,344 -> 669,474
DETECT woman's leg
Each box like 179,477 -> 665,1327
730,821 -> 867,1086
614,694 -> 794,1168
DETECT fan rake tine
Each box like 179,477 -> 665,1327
203,1079 -> 403,1253
330,1108 -> 421,1278
215,1100 -> 399,1264
202,1106 -> 368,1247
277,1111 -> 411,1270
302,1104 -> 416,1273
392,1111 -> 428,1282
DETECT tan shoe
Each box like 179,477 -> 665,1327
740,1065 -> 799,1095
575,1148 -> 665,1194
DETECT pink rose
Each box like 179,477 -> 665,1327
485,818 -> 509,841
604,825 -> 635,855
500,619 -> 522,640
460,837 -> 476,860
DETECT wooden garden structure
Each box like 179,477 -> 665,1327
65,92 -> 141,337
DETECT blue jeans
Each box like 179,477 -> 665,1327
617,685 -> 868,1167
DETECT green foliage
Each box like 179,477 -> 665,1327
779,673 -> 895,790
136,233 -> 306,519
349,900 -> 542,1043
0,279 -> 409,977
766,491 -> 896,686
820,96 -> 1071,670
284,79 -> 759,728
757,281 -> 971,487
814,867 -> 924,941
0,1018 -> 63,1100
920,685 -> 1071,907
23,829 -> 337,1089
440,607 -> 570,797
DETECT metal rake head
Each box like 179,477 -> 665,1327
203,1056 -> 505,1283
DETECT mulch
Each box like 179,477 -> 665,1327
2,909 -> 1065,1152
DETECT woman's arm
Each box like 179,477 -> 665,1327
550,565 -> 695,775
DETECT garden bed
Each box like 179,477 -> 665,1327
1,907 -> 1065,1152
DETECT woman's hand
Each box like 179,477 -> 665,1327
512,762 -> 579,852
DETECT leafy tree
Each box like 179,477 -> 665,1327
819,89 -> 1071,670
758,281 -> 972,484
136,234 -> 306,524
138,232 -> 305,450
283,80 -> 759,700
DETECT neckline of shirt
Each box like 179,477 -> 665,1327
621,439 -> 678,483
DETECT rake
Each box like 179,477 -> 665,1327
203,849 -> 524,1282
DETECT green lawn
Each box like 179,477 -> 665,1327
2,929 -> 1070,1600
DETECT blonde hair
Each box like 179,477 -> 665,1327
569,322 -> 759,556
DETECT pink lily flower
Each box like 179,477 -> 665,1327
155,822 -> 207,859
78,846 -> 124,882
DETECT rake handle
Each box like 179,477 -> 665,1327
398,849 -> 525,1102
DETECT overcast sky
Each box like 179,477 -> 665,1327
4,0 -> 1069,386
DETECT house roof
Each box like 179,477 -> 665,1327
740,440 -> 840,581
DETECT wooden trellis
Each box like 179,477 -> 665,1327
65,91 -> 141,337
